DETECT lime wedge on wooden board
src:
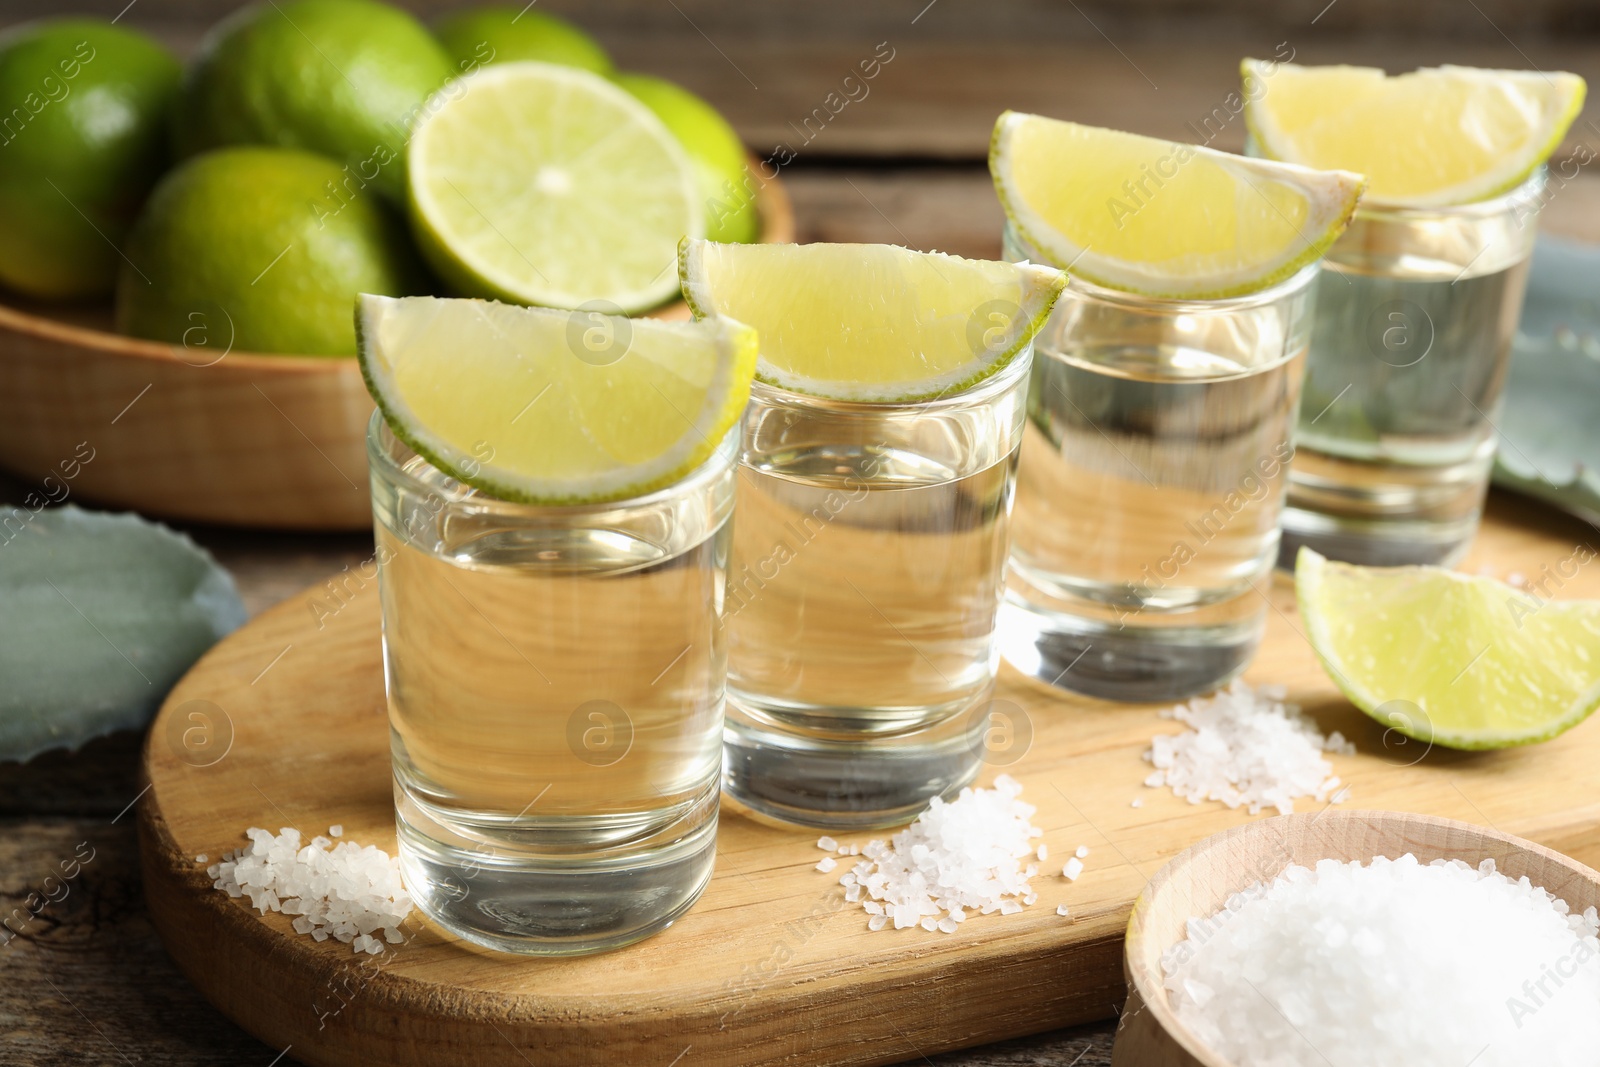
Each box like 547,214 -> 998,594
1296,547 -> 1600,749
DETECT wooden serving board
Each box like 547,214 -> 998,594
139,495 -> 1600,1067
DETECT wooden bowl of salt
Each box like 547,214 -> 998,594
1112,809 -> 1600,1066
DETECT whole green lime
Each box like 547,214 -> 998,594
613,72 -> 758,243
173,0 -> 453,203
434,7 -> 612,74
117,147 -> 430,356
0,20 -> 179,299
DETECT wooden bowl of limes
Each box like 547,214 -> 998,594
0,3 -> 794,531
0,172 -> 793,531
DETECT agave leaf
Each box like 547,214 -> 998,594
1492,235 -> 1600,524
0,506 -> 247,762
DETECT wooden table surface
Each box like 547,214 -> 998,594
4,2 -> 1600,1063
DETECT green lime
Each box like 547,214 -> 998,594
0,19 -> 179,299
407,63 -> 701,313
173,0 -> 453,202
614,72 -> 757,244
434,6 -> 611,75
359,295 -> 756,504
1296,547 -> 1600,750
117,147 -> 429,356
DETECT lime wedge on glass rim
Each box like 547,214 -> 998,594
678,239 -> 1066,402
356,294 -> 756,504
406,62 -> 702,313
1243,61 -> 1586,207
989,111 -> 1366,299
1295,547 -> 1600,750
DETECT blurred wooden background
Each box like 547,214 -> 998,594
5,0 -> 1600,164
2,2 -> 1598,1066
5,0 -> 1586,263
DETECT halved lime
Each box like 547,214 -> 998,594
357,294 -> 756,503
678,239 -> 1066,402
1296,547 -> 1600,750
989,111 -> 1366,299
1244,61 -> 1586,207
407,62 -> 702,313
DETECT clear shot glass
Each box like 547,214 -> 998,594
1277,171 -> 1545,567
721,352 -> 1032,829
999,223 -> 1315,702
369,413 -> 736,955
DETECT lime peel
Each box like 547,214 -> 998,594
1295,547 -> 1600,750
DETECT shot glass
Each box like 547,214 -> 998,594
1277,171 -> 1545,567
999,223 -> 1315,702
368,412 -> 736,955
721,351 -> 1032,829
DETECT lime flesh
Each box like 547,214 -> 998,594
357,294 -> 756,504
678,239 -> 1065,402
989,111 -> 1366,298
408,62 -> 702,313
1244,60 -> 1586,207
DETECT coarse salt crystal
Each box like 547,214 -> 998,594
1143,681 -> 1354,815
816,776 -> 1042,932
329,825 -> 343,838
1164,854 -> 1600,1066
1056,904 -> 1070,917
1131,798 -> 1144,808
1075,845 -> 1089,859
817,836 -> 837,851
1063,858 -> 1084,881
195,854 -> 208,864
209,826 -> 410,955
816,857 -> 837,873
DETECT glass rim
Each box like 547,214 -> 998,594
748,342 -> 1034,415
1353,166 -> 1548,222
365,409 -> 739,517
1001,220 -> 1320,312
1060,261 -> 1320,314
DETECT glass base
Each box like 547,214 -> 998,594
997,591 -> 1262,704
395,782 -> 718,956
721,697 -> 984,830
1276,504 -> 1476,569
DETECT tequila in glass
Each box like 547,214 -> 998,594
1000,224 -> 1314,701
722,354 -> 1030,828
1279,172 -> 1543,566
369,413 -> 735,955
